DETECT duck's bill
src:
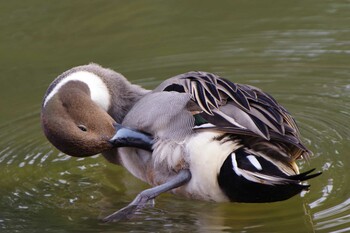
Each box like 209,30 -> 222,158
109,123 -> 154,151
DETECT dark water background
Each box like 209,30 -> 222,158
1,1 -> 349,232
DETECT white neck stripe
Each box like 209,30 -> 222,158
44,71 -> 111,111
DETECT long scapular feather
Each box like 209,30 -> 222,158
161,71 -> 310,154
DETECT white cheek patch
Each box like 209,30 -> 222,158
44,71 -> 111,111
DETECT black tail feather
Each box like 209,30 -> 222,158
218,153 -> 321,203
288,168 -> 322,181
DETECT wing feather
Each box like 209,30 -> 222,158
156,71 -> 309,158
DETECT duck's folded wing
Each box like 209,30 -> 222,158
155,71 -> 309,156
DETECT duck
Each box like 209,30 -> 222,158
41,63 -> 151,162
41,64 -> 321,222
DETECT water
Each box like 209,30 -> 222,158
1,1 -> 349,232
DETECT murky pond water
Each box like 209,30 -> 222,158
1,1 -> 349,232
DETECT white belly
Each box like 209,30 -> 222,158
174,131 -> 239,202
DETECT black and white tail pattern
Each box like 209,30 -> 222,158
217,147 -> 321,202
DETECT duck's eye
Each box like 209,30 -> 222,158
77,125 -> 88,132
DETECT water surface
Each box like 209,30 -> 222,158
1,1 -> 349,232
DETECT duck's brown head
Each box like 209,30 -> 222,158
41,63 -> 147,157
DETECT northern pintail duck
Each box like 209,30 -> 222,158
41,64 -> 320,222
41,63 -> 150,160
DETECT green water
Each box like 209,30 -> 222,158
1,1 -> 349,232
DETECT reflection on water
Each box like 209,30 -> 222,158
1,0 -> 349,232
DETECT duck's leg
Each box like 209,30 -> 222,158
109,123 -> 154,151
103,169 -> 191,222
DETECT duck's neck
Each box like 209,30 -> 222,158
108,83 -> 150,123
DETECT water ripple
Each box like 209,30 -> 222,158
1,74 -> 349,232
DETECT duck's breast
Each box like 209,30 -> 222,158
118,146 -> 179,186
118,148 -> 153,183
